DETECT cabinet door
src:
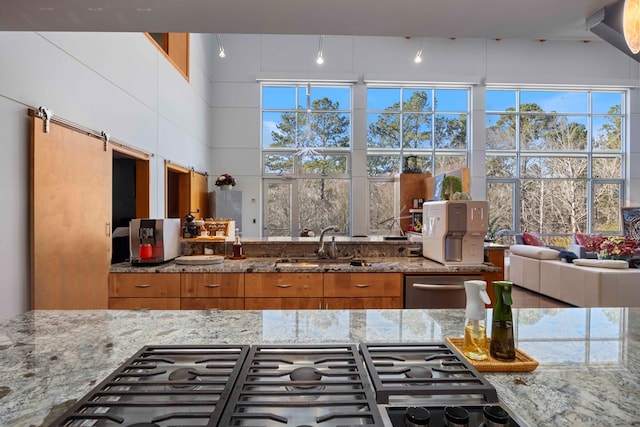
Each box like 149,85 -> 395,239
245,273 -> 323,298
181,273 -> 244,310
323,273 -> 402,297
109,297 -> 181,310
181,298 -> 244,310
31,116 -> 111,309
245,297 -> 323,310
324,273 -> 403,309
181,273 -> 244,297
324,297 -> 401,310
109,273 -> 181,297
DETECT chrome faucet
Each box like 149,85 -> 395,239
317,225 -> 339,258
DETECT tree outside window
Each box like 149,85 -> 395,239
485,89 -> 625,246
262,84 -> 351,237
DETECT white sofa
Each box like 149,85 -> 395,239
508,244 -> 640,307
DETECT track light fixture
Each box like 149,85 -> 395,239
216,34 -> 226,58
414,38 -> 427,63
316,35 -> 324,65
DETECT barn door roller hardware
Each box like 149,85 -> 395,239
101,131 -> 110,151
37,106 -> 53,133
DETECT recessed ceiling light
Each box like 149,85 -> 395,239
38,7 -> 54,11
88,7 -> 103,11
136,8 -> 152,12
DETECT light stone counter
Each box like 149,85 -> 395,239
0,308 -> 637,426
110,257 -> 500,274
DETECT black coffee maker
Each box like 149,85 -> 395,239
182,213 -> 199,238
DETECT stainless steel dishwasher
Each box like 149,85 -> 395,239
404,274 -> 483,308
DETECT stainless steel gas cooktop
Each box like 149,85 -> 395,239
50,343 -> 525,427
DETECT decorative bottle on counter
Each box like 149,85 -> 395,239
490,281 -> 516,361
462,280 -> 491,360
232,228 -> 243,258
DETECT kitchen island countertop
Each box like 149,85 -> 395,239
0,308 -> 637,426
110,256 -> 500,273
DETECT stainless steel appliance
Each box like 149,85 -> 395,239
50,343 -> 525,427
404,274 -> 484,309
422,201 -> 488,265
129,218 -> 181,264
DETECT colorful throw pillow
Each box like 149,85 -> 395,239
522,232 -> 544,246
574,233 -> 603,252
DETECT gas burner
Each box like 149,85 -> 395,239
405,365 -> 432,379
290,366 -> 322,382
286,366 -> 326,394
219,344 -> 385,426
49,345 -> 250,427
360,343 -> 498,405
167,367 -> 200,389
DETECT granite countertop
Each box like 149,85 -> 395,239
0,308 -> 638,426
110,257 -> 500,273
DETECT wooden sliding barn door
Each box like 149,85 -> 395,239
30,116 -> 111,309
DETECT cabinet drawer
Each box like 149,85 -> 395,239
181,273 -> 244,298
323,273 -> 402,297
109,297 -> 181,310
245,273 -> 323,298
181,298 -> 245,310
108,273 -> 180,298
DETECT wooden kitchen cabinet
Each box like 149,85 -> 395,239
244,272 -> 323,310
109,297 -> 181,310
109,273 -> 181,309
323,273 -> 403,309
181,273 -> 245,310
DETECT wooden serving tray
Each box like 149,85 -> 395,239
446,337 -> 539,372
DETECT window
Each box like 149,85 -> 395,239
485,89 -> 625,245
366,86 -> 470,233
261,83 -> 352,237
147,33 -> 190,80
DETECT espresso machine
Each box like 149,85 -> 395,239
130,218 -> 181,265
422,200 -> 488,265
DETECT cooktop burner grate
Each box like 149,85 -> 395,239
360,343 -> 499,405
49,345 -> 250,427
218,344 -> 386,426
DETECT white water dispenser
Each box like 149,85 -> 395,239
422,200 -> 488,265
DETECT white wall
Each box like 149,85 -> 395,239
0,32 -> 215,320
210,35 -> 640,237
1,32 -> 639,320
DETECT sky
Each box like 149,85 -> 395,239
261,86 -> 623,147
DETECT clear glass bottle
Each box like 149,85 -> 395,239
490,281 -> 516,361
462,280 -> 490,360
232,228 -> 243,258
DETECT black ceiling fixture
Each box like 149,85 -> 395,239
587,0 -> 640,62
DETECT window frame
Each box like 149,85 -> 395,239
485,87 -> 627,241
260,82 -> 354,237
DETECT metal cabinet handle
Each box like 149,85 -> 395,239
412,283 -> 464,290
354,283 -> 370,288
277,284 -> 293,288
134,284 -> 151,288
205,284 -> 221,288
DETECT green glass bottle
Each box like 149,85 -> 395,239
490,281 -> 516,361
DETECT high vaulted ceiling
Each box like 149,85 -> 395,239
0,0 -> 617,41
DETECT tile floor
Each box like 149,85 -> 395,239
511,285 -> 573,308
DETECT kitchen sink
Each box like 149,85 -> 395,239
274,257 -> 369,268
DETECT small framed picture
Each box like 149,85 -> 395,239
621,206 -> 640,239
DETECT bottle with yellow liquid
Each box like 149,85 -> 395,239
462,280 -> 491,360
